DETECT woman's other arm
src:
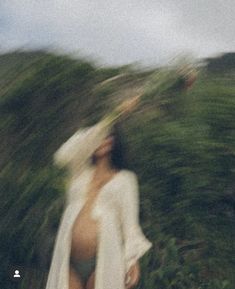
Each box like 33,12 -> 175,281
120,172 -> 153,278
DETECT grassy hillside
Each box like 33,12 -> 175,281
0,50 -> 234,289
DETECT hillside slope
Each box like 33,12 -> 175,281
0,50 -> 234,289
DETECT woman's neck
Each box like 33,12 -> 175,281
94,156 -> 115,175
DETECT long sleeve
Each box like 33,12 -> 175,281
120,172 -> 153,274
53,119 -> 113,177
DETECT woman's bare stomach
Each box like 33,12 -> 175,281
70,200 -> 100,261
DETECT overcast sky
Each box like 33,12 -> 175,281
0,0 -> 234,66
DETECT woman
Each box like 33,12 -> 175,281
45,96 -> 153,289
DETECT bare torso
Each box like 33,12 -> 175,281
70,169 -> 119,262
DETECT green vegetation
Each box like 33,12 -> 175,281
0,50 -> 234,289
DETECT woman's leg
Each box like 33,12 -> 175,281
69,265 -> 84,289
85,270 -> 95,289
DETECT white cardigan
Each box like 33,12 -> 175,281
45,119 -> 153,289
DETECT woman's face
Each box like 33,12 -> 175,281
93,135 -> 115,158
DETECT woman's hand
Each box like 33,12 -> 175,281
100,94 -> 141,127
116,94 -> 141,117
125,261 -> 140,289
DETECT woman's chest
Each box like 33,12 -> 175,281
67,172 -> 123,219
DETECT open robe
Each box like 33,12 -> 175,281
45,119 -> 153,289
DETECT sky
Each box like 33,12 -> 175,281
0,0 -> 234,66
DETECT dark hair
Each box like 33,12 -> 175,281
91,123 -> 128,170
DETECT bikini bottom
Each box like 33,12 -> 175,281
70,255 -> 97,285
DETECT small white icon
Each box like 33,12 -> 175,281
13,270 -> 21,278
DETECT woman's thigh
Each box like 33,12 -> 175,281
85,270 -> 95,289
69,265 -> 84,289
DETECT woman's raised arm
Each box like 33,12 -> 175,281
53,95 -> 141,178
53,118 -> 112,177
